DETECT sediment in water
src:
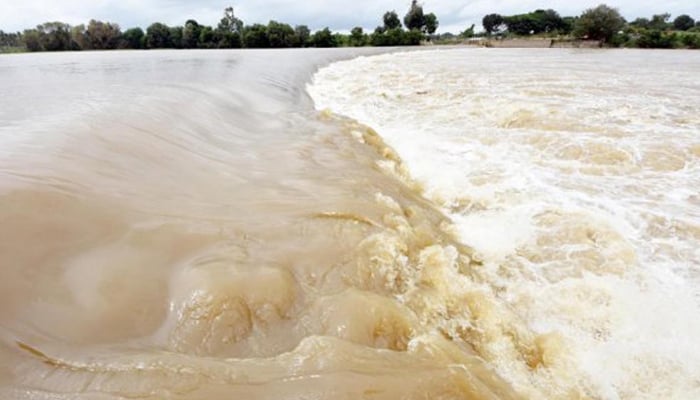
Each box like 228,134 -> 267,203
0,49 -> 539,400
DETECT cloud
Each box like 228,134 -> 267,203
1,0 -> 698,33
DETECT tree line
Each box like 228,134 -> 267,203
0,1 -> 438,52
3,3 -> 698,52
477,5 -> 699,49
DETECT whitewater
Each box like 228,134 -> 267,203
308,48 -> 700,399
0,47 -> 698,400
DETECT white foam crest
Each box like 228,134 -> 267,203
308,48 -> 700,399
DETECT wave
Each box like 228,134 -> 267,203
0,49 -> 527,399
308,48 -> 700,399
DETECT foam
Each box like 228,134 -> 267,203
308,48 -> 700,399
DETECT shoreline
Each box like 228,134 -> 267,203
10,38 -> 700,55
429,37 -> 603,48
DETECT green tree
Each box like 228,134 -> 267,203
680,32 -> 700,48
218,6 -> 243,35
503,9 -> 566,35
461,24 -> 475,38
22,29 -> 42,51
370,26 -> 387,45
404,0 -> 425,31
673,15 -> 696,31
333,32 -> 348,47
637,29 -> 676,48
573,4 -> 626,43
169,26 -> 183,48
505,14 -> 539,35
84,20 -> 121,49
217,6 -> 243,48
385,28 -> 404,45
70,24 -> 87,49
220,31 -> 242,48
349,26 -> 366,46
182,20 -> 201,48
630,17 -> 650,29
34,22 -> 72,51
649,13 -> 671,30
198,26 -> 215,48
243,24 -> 269,48
310,27 -> 337,47
561,16 -> 576,34
383,11 -> 401,30
122,27 -> 145,49
370,26 -> 422,46
0,30 -> 23,51
424,13 -> 438,34
404,28 -> 424,44
538,9 -> 567,32
146,22 -> 171,48
294,25 -> 310,47
267,20 -> 295,47
482,13 -> 505,34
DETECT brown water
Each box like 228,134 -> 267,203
1,48 -> 699,400
310,48 -> 700,399
0,49 -> 522,399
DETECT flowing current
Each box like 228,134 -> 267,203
309,48 -> 700,399
0,48 -> 698,399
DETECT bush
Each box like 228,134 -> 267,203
370,28 -> 422,46
573,4 -> 626,43
680,32 -> 700,49
609,32 -> 632,47
637,30 -> 676,48
310,27 -> 337,47
673,15 -> 695,31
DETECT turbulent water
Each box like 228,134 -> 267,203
0,48 -> 698,400
309,48 -> 700,399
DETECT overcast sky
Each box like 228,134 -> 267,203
1,1 -> 699,34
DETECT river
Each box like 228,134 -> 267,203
1,48 -> 699,399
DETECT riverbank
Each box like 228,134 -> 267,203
488,38 -> 602,48
432,37 -> 603,48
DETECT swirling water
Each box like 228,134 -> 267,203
0,48 -> 518,400
1,47 -> 698,400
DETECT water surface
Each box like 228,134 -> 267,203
310,48 -> 700,399
1,47 -> 699,400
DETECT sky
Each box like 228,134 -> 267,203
1,0 -> 699,34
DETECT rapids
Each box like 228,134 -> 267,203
309,48 -> 700,399
0,47 -> 698,400
0,49 -> 518,399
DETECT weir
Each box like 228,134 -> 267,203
0,49 -> 520,399
1,47 -> 699,399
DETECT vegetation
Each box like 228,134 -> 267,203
1,2 -> 699,53
482,14 -> 505,35
477,4 -> 699,49
481,10 -> 573,37
673,15 -> 695,31
0,30 -> 23,52
1,1 -> 439,52
368,1 -> 438,46
573,4 -> 625,43
506,10 -> 571,35
404,0 -> 438,34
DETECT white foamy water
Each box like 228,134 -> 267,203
309,48 -> 700,399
